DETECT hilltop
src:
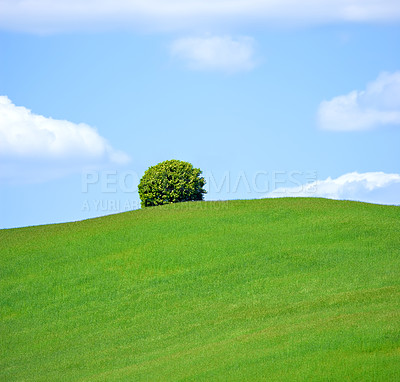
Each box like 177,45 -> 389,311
1,198 -> 399,381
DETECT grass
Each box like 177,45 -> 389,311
0,197 -> 399,381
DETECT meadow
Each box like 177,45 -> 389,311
1,198 -> 399,381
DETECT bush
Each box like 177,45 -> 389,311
138,160 -> 206,207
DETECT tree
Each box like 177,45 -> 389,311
138,160 -> 206,207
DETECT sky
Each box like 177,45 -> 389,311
0,0 -> 400,229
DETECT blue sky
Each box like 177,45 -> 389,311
1,0 -> 400,228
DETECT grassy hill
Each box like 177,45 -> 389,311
1,198 -> 399,381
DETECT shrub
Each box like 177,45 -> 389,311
138,160 -> 206,207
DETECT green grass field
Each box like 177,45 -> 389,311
1,198 -> 399,381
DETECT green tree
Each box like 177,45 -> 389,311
138,160 -> 206,207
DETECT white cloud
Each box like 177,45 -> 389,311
318,72 -> 400,131
266,171 -> 400,205
0,96 -> 130,183
170,36 -> 256,73
1,0 -> 400,34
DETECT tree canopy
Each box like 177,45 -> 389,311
138,160 -> 206,207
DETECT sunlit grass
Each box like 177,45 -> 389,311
1,198 -> 399,381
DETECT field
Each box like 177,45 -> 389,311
1,198 -> 399,381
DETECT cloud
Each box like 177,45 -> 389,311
1,1 -> 400,34
318,72 -> 400,131
170,35 -> 256,73
0,96 -> 130,183
266,171 -> 400,205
